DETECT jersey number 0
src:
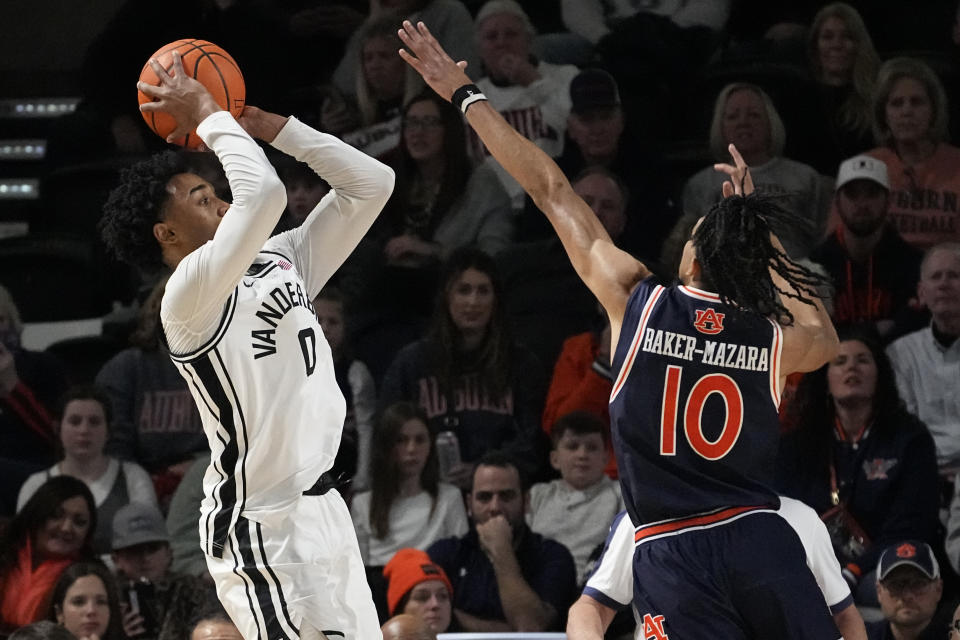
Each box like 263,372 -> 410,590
659,365 -> 744,460
298,328 -> 317,376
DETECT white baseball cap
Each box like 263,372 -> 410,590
836,155 -> 889,190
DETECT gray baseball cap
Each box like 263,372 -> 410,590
112,502 -> 169,550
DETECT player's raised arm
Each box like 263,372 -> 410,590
266,114 -> 395,296
397,20 -> 648,322
714,145 -> 839,376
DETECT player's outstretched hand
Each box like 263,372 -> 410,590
714,143 -> 755,198
138,51 -> 220,142
397,20 -> 471,102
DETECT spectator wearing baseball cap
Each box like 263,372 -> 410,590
111,503 -> 214,640
868,541 -> 945,640
383,548 -> 453,637
811,154 -> 923,339
516,67 -> 679,265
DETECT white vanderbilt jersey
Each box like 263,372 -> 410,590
171,245 -> 344,557
584,497 -> 853,620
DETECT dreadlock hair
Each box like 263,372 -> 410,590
99,150 -> 189,274
692,191 -> 831,326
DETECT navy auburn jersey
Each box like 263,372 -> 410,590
609,276 -> 784,525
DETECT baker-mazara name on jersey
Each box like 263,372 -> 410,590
640,328 -> 770,372
249,281 -> 315,359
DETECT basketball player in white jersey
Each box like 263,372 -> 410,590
100,52 -> 394,640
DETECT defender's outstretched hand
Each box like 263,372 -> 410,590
137,51 -> 220,142
397,20 -> 470,102
714,143 -> 755,198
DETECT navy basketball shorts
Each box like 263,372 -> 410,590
631,507 -> 840,640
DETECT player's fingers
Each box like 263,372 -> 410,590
420,22 -> 454,63
417,21 -> 443,56
398,47 -> 423,73
138,99 -> 165,112
728,143 -> 746,169
712,162 -> 736,177
399,21 -> 422,51
147,58 -> 170,83
137,81 -> 163,99
170,50 -> 186,77
457,60 -> 468,70
722,181 -> 734,198
743,167 -> 755,194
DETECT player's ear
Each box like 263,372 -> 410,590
153,221 -> 175,245
690,256 -> 703,282
548,449 -> 561,471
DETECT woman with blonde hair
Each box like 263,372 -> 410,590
801,2 -> 879,173
682,82 -> 830,259
864,57 -> 960,249
333,12 -> 425,158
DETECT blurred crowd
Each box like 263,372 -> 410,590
3,0 -> 960,638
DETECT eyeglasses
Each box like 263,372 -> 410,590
880,576 -> 936,596
405,116 -> 443,130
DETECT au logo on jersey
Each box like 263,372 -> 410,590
640,613 -> 669,640
693,308 -> 725,335
862,457 -> 897,480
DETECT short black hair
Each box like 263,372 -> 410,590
471,450 -> 527,492
550,410 -> 607,448
188,601 -> 235,637
100,150 -> 189,274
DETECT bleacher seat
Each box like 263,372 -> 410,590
0,233 -> 113,322
45,334 -> 125,385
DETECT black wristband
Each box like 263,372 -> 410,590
451,84 -> 487,114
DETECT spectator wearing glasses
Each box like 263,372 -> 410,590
868,541 -> 945,640
358,92 -> 514,326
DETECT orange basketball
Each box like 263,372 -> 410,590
138,39 -> 245,149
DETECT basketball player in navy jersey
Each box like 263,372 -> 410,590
100,53 -> 394,640
398,21 -> 841,639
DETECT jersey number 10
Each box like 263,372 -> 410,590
659,365 -> 744,460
